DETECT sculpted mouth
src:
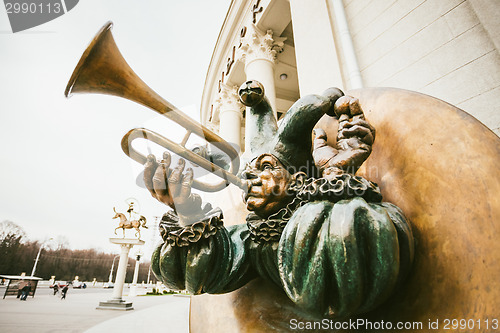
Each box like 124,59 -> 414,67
244,186 -> 263,202
244,180 -> 262,200
245,190 -> 259,201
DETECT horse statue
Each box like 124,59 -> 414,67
112,207 -> 148,239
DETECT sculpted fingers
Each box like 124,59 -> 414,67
152,164 -> 169,202
341,126 -> 374,145
189,193 -> 203,211
334,96 -> 350,115
144,154 -> 158,198
144,153 -> 204,221
339,118 -> 375,144
339,118 -> 371,133
348,97 -> 363,118
334,96 -> 352,122
162,151 -> 172,167
178,168 -> 194,203
335,96 -> 375,146
334,96 -> 365,122
174,169 -> 204,223
317,96 -> 375,176
153,152 -> 172,205
168,159 -> 185,198
313,128 -> 328,150
313,128 -> 339,171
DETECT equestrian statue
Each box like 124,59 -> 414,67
112,205 -> 148,239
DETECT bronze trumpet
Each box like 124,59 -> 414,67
65,21 -> 245,192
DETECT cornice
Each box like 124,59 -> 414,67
200,0 -> 253,124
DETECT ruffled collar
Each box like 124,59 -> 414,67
159,208 -> 223,247
247,173 -> 382,243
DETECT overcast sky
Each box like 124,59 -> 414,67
0,0 -> 232,258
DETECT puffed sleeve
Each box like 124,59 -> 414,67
151,211 -> 257,295
277,197 -> 414,318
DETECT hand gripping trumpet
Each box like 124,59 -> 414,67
65,22 -> 246,192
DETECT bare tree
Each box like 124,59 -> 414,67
0,220 -> 26,240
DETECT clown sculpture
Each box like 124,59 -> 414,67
146,81 -> 414,319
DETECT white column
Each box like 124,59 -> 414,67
245,59 -> 276,112
112,243 -> 132,300
331,0 -> 363,89
214,84 -> 244,150
289,0 -> 344,95
98,238 -> 143,310
129,254 -> 141,297
237,24 -> 286,116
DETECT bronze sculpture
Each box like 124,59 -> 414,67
65,22 -> 500,332
112,207 -> 148,239
148,81 -> 414,319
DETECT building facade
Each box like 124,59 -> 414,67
199,0 -> 500,222
201,0 -> 500,140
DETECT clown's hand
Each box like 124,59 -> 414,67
313,96 -> 375,178
143,152 -> 209,225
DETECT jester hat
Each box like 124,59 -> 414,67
238,80 -> 343,176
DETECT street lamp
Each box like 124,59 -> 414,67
30,238 -> 53,277
108,255 -> 120,284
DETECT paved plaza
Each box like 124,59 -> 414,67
0,287 -> 189,333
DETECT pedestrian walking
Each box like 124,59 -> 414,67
61,284 -> 69,300
53,284 -> 59,295
20,283 -> 31,301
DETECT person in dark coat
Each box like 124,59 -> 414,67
20,283 -> 31,301
61,284 -> 69,300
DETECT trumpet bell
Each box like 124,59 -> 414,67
66,22 -> 129,98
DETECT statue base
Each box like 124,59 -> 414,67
97,237 -> 145,311
108,238 -> 145,246
96,299 -> 134,311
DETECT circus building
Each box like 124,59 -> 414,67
199,0 -> 500,222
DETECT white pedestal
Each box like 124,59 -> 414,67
96,238 -> 144,311
129,257 -> 141,297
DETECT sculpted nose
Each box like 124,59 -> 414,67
242,169 -> 258,180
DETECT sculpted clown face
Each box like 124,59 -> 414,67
242,154 -> 294,218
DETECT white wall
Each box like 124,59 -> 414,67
344,0 -> 500,135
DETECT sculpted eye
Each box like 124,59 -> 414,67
262,162 -> 273,170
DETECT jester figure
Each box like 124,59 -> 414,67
145,81 -> 414,319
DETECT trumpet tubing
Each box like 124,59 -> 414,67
65,21 -> 244,192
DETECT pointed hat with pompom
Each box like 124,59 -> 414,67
238,80 -> 343,175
